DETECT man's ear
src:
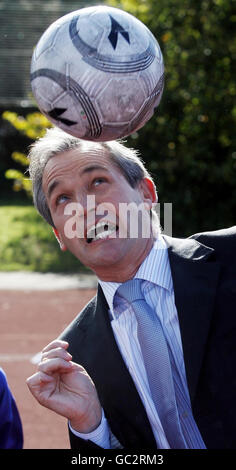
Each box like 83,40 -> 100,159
139,177 -> 158,209
53,228 -> 67,251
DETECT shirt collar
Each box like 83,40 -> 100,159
98,235 -> 172,318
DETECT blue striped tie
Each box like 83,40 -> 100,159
118,279 -> 187,449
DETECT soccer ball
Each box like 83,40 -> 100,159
31,5 -> 164,141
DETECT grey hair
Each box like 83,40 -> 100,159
28,127 -> 159,232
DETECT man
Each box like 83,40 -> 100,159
27,127 -> 236,449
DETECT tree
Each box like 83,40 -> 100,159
109,0 -> 236,236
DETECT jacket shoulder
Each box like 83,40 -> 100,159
191,225 -> 236,238
189,226 -> 236,258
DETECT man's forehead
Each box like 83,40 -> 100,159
42,147 -> 115,197
43,147 -> 111,175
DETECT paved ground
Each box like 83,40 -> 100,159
0,272 -> 97,449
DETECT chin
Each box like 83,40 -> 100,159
88,243 -> 131,269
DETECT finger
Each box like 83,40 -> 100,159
42,340 -> 69,353
38,357 -> 73,375
41,347 -> 72,362
26,370 -> 53,388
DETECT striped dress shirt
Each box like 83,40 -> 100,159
71,236 -> 206,448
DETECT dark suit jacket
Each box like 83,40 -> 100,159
60,226 -> 236,449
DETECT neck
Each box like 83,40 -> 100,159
94,237 -> 155,283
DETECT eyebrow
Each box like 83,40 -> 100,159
47,180 -> 59,200
46,165 -> 109,200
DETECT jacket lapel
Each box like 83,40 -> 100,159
164,235 -> 221,404
73,284 -> 157,448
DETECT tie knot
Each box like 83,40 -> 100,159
117,279 -> 144,303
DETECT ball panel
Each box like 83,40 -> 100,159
69,13 -> 156,73
31,69 -> 102,140
94,123 -> 132,141
139,56 -> 164,96
130,72 -> 165,132
68,76 -> 102,139
31,76 -> 65,108
97,77 -> 146,123
34,23 -> 61,60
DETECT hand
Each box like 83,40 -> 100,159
26,340 -> 102,433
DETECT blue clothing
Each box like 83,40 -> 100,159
0,368 -> 23,449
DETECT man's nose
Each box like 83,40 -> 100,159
72,193 -> 97,222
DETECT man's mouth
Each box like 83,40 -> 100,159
86,220 -> 119,244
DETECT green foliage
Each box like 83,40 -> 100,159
0,205 -> 87,273
2,111 -> 51,196
108,0 -> 236,236
2,111 -> 51,139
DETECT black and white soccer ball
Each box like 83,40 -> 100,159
31,5 -> 164,141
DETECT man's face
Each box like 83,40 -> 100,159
42,148 -> 156,281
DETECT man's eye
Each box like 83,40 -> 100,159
56,194 -> 69,205
93,178 -> 105,187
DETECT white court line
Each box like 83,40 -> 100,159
0,353 -> 34,362
0,272 -> 97,290
30,352 -> 42,364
